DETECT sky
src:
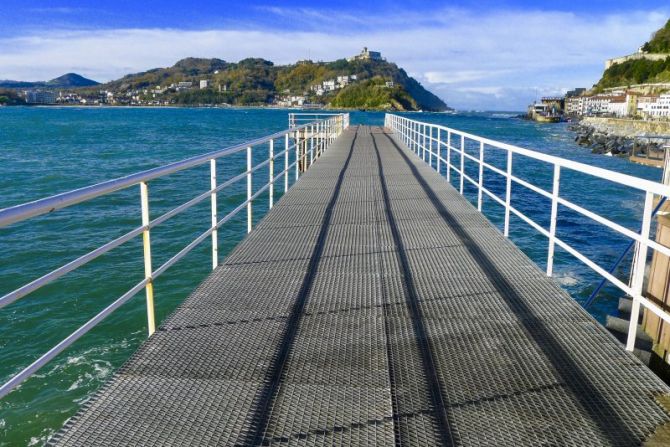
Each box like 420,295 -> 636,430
0,1 -> 669,111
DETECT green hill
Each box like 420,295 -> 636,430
596,57 -> 670,90
642,19 -> 670,53
0,72 -> 98,89
91,56 -> 447,111
331,77 -> 418,110
594,19 -> 670,91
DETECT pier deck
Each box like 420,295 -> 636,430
51,126 -> 670,446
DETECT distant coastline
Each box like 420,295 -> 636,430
1,50 -> 449,112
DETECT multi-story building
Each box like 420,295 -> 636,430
25,90 -> 57,104
336,76 -> 350,87
639,94 -> 670,119
323,80 -> 336,91
607,95 -> 629,117
565,96 -> 586,115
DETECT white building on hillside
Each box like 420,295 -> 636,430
639,94 -> 670,119
323,80 -> 336,91
607,96 -> 628,117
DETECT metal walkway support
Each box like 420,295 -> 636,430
48,126 -> 670,446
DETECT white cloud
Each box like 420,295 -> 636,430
0,7 -> 668,110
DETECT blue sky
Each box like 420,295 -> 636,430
1,1 -> 669,110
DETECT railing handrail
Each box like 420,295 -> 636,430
0,113 -> 349,400
392,116 -> 670,198
288,113 -> 347,129
385,113 -> 670,354
0,120 -> 326,228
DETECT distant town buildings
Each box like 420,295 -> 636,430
200,80 -> 209,89
308,75 -> 358,97
564,88 -> 670,120
176,81 -> 193,91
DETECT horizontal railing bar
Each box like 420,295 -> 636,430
0,277 -> 149,400
481,160 -> 507,178
251,182 -> 271,202
66,128 -> 304,297
480,185 -> 506,207
554,237 -> 632,295
556,196 -> 670,261
639,295 -> 670,326
462,172 -> 479,188
152,226 -> 215,279
0,225 -> 145,310
152,169 -> 249,228
508,205 -> 549,237
0,119 -> 333,228
216,198 -> 248,229
288,113 -> 341,116
461,150 -> 480,164
272,167 -> 292,184
151,190 -> 213,229
512,176 -> 553,200
1,168 -> 255,310
251,157 -> 271,174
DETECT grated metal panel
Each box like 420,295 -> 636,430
50,126 -> 670,446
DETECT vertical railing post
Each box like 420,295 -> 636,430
460,135 -> 465,194
437,127 -> 441,173
422,124 -> 427,162
415,122 -> 419,154
429,126 -> 433,167
626,191 -> 654,351
406,119 -> 410,147
140,181 -> 155,336
295,130 -> 300,180
269,139 -> 274,209
504,150 -> 513,237
414,122 -> 418,154
284,133 -> 289,193
477,141 -> 484,212
447,130 -> 451,182
310,124 -> 314,167
247,146 -> 252,233
546,164 -> 561,276
210,159 -> 218,270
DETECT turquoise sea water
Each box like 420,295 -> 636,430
0,107 -> 662,446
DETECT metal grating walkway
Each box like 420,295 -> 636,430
50,126 -> 670,446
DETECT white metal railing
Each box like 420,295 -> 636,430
289,113 -> 349,129
0,113 -> 349,399
385,113 -> 670,353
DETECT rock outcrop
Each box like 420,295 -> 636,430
568,117 -> 670,157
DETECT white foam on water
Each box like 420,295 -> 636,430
554,273 -> 580,287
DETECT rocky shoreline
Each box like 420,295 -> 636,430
568,117 -> 669,157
